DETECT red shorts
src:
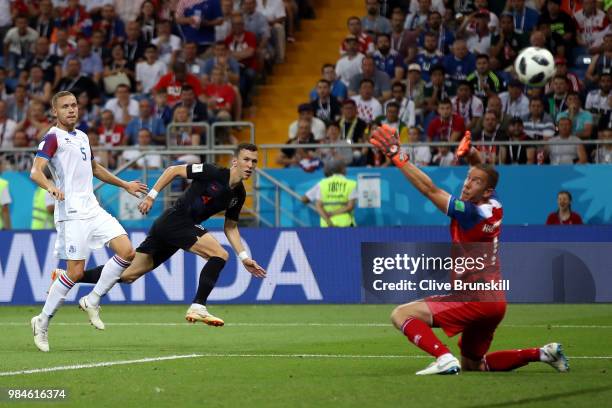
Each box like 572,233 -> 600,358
425,295 -> 507,360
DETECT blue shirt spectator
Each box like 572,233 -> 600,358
126,99 -> 167,145
177,0 -> 222,46
443,43 -> 476,87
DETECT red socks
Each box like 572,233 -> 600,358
401,318 -> 450,358
484,348 -> 540,371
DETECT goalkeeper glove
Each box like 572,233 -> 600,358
456,130 -> 472,158
369,124 -> 409,167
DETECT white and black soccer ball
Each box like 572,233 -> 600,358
514,47 -> 556,87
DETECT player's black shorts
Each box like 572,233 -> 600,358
136,208 -> 208,268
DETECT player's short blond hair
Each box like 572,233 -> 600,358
51,91 -> 75,108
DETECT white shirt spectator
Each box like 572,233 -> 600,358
499,92 -> 530,118
351,95 -> 383,123
215,20 -> 232,42
523,113 -> 555,140
81,0 -> 113,13
288,117 -> 327,140
3,26 -> 39,55
152,34 -> 182,65
113,0 -> 145,23
451,95 -> 484,125
574,8 -> 609,49
335,53 -> 365,86
104,98 -> 139,124
404,12 -> 428,31
256,0 -> 286,22
0,118 -> 18,148
121,149 -> 163,168
466,30 -> 493,55
408,0 -> 446,15
404,145 -> 432,166
585,89 -> 611,115
433,150 -> 455,166
136,60 -> 168,94
549,135 -> 581,164
51,0 -> 69,9
0,0 -> 12,26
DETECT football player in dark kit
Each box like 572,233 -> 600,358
71,143 -> 266,329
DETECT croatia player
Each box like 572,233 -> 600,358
370,125 -> 569,375
30,91 -> 147,352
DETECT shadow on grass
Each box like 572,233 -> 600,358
465,385 -> 612,408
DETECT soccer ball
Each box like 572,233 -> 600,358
514,47 -> 556,87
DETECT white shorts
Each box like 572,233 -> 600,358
54,207 -> 127,260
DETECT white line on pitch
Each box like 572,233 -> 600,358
2,353 -> 611,377
1,322 -> 611,328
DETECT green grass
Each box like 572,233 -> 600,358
0,305 -> 611,408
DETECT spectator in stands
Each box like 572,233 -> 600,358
414,31 -> 443,83
121,128 -> 163,169
341,16 -> 374,55
154,61 -> 204,107
125,98 -> 166,145
49,27 -> 76,59
225,12 -> 257,105
586,33 -> 612,84
16,100 -> 50,145
95,4 -> 126,46
351,78 -> 383,124
175,0 -> 222,52
63,38 -> 104,83
546,75 -> 569,119
423,64 -> 451,110
556,92 -> 593,140
289,103 -> 326,141
478,94 -> 511,134
31,0 -> 56,39
3,129 -> 33,171
372,33 -> 405,81
585,72 -> 612,119
594,128 -> 612,163
0,100 -> 17,149
178,41 -> 206,76
574,0 -> 608,54
310,63 -> 348,102
152,88 -> 173,126
0,163 -> 12,230
6,85 -> 28,123
420,11 -> 454,55
204,65 -> 237,121
256,0 -> 287,63
89,30 -> 111,66
490,12 -> 529,71
318,122 -> 353,166
242,0 -> 272,68
389,8 -> 417,64
431,144 -> 455,166
460,10 -> 494,55
466,53 -> 502,107
547,117 -> 588,164
501,117 -> 531,164
123,21 -> 147,69
136,45 -> 167,96
137,0 -> 159,44
404,127 -> 431,166
336,35 -> 365,87
76,90 -> 101,133
0,0 -> 11,48
152,19 -> 182,66
546,191 -> 583,225
104,84 -> 139,126
310,79 -> 341,125
215,0 -> 234,43
507,0 -> 540,35
362,0 -> 391,35
427,97 -> 465,142
3,15 -> 39,77
374,101 -> 408,140
168,105 -> 202,147
202,42 -> 241,86
24,65 -> 52,106
339,99 -> 368,144
385,81 -> 416,128
549,57 -> 582,95
349,56 -> 391,101
500,79 -> 530,119
277,118 -> 318,167
102,44 -> 134,98
443,38 -> 476,87
538,0 -> 576,51
26,37 -> 62,87
472,111 -> 507,164
404,0 -> 430,31
61,0 -> 93,39
523,97 -> 555,141
173,84 -> 209,123
55,57 -> 100,101
451,81 -> 483,131
98,109 -> 126,147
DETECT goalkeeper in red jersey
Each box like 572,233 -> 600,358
369,125 -> 569,375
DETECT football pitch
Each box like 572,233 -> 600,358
1,304 -> 611,408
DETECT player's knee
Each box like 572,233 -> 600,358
215,248 -> 229,261
390,305 -> 407,329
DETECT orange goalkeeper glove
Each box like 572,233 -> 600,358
369,124 -> 409,167
457,130 -> 472,158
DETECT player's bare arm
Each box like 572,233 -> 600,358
370,124 -> 451,213
223,218 -> 266,278
139,165 -> 188,214
30,156 -> 64,201
91,160 -> 147,198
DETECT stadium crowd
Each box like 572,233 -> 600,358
277,0 -> 612,170
0,0 -> 314,170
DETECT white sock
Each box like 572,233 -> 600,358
190,303 -> 206,310
87,255 -> 130,307
539,347 -> 549,362
41,272 -> 75,329
437,353 -> 455,363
